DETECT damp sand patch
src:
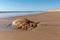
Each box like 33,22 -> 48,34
0,20 -> 14,31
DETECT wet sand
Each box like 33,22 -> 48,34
0,11 -> 60,40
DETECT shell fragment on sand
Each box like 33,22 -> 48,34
12,18 -> 39,30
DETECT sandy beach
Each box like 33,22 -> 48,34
0,11 -> 60,40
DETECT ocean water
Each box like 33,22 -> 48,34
0,11 -> 43,18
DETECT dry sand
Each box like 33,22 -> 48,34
0,11 -> 60,40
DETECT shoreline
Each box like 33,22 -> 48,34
0,12 -> 44,18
